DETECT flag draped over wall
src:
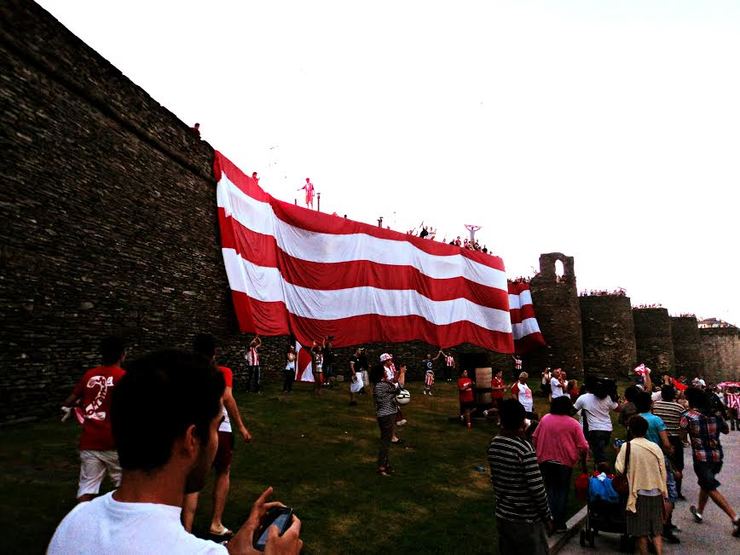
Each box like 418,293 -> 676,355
507,281 -> 546,354
215,151 -> 544,353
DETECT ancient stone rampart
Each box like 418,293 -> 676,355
580,295 -> 637,378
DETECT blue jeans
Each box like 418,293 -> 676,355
540,461 -> 573,529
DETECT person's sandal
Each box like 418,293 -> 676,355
209,526 -> 233,538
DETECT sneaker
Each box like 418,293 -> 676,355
423,390 -> 427,395
428,391 -> 433,396
397,419 -> 407,426
690,505 -> 703,523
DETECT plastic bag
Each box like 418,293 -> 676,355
589,474 -> 620,504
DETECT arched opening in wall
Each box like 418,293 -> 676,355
555,260 -> 565,280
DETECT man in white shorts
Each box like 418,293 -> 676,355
48,350 -> 302,554
61,336 -> 126,502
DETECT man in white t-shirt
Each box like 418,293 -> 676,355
573,387 -> 619,465
550,369 -> 565,399
511,372 -> 534,414
48,350 -> 302,555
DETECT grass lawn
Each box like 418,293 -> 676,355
0,379 -> 598,554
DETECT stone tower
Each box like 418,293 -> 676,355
700,325 -> 740,383
633,308 -> 675,375
528,253 -> 583,377
580,294 -> 637,379
670,316 -> 704,379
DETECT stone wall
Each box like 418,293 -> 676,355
670,316 -> 704,379
580,295 -> 637,378
0,0 -> 247,423
700,327 -> 740,383
527,253 -> 584,377
632,308 -> 675,375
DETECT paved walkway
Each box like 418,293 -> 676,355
559,430 -> 740,554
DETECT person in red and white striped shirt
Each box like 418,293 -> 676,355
244,335 -> 262,393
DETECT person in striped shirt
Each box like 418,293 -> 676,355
653,385 -> 686,500
488,399 -> 553,554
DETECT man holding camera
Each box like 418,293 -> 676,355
48,350 -> 302,554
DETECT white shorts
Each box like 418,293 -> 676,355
78,450 -> 122,498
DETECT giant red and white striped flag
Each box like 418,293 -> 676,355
507,281 -> 546,354
215,152 -> 542,353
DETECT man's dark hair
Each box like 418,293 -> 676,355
628,415 -> 648,438
111,350 -> 225,472
192,333 -> 217,359
685,387 -> 710,412
101,336 -> 126,365
550,395 -> 573,415
635,391 -> 653,413
661,385 -> 676,402
500,398 -> 526,431
624,385 -> 640,403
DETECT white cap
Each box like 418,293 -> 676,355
380,353 -> 392,362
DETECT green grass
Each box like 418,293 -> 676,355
0,379 -> 598,554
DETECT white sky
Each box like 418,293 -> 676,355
38,0 -> 739,324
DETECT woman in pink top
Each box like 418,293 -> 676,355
532,396 -> 590,532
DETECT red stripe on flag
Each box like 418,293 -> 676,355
230,291 -> 514,352
219,209 -> 510,305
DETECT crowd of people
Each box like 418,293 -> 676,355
579,288 -> 628,297
49,335 -> 740,554
486,364 -> 740,555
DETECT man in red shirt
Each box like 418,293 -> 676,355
61,336 -> 127,502
183,334 -> 252,539
458,369 -> 476,429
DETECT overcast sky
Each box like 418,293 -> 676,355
38,0 -> 739,324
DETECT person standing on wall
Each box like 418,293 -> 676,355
183,334 -> 252,539
61,336 -> 127,502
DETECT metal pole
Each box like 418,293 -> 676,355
317,192 -> 321,212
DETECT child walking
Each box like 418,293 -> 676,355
423,365 -> 435,396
